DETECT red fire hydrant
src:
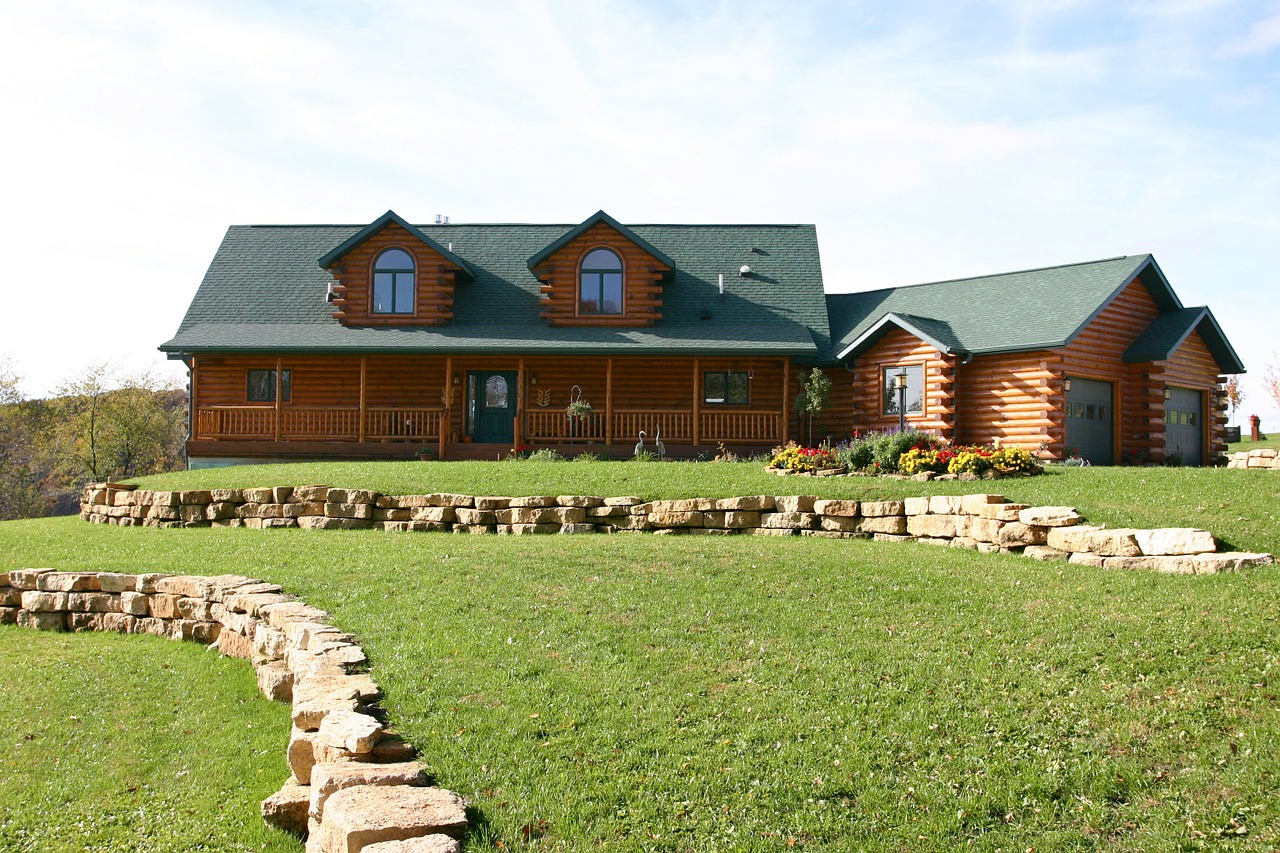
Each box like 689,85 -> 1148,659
1250,414 -> 1262,441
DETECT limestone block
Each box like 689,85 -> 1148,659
802,529 -> 859,540
179,490 -> 214,505
713,495 -> 775,511
17,610 -> 64,631
497,523 -> 561,535
377,509 -> 413,523
298,516 -> 369,530
608,516 -> 651,531
37,572 -> 102,592
0,588 -> 21,607
309,760 -> 428,821
362,836 -> 461,853
255,624 -> 289,660
1017,507 -> 1082,527
761,511 -> 818,530
149,594 -> 180,620
903,496 -> 931,516
960,494 -> 1006,515
155,576 -> 213,598
454,508 -> 496,525
967,517 -> 1004,543
495,507 -> 553,524
979,503 -> 1029,521
263,601 -> 332,630
1190,552 -> 1274,573
284,502 -> 327,518
226,592 -> 293,616
178,505 -> 207,524
178,620 -> 220,644
325,503 -> 374,520
262,779 -> 311,836
241,487 -> 273,503
721,511 -> 762,529
316,785 -> 467,852
215,630 -> 254,659
257,660 -> 294,701
135,573 -> 170,593
507,495 -> 558,508
917,537 -> 952,547
744,527 -> 797,537
473,496 -> 511,510
283,621 -> 344,650
629,502 -> 653,515
559,523 -> 597,534
9,568 -> 55,590
313,731 -> 416,767
133,617 -> 171,637
264,518 -> 298,529
289,726 -> 319,784
21,591 -> 68,612
813,499 -> 860,517
857,516 -> 908,535
292,689 -> 362,732
1045,525 -> 1104,553
149,490 -> 181,507
996,522 -> 1048,547
177,597 -> 214,621
819,515 -> 859,533
774,495 -> 816,513
1134,528 -> 1216,556
850,499 -> 900,519
649,498 -> 714,513
648,511 -> 704,528
1023,545 -> 1069,561
603,496 -> 643,506
949,537 -> 980,550
147,505 -> 181,521
452,525 -> 494,535
927,496 -> 964,515
586,505 -> 629,519
66,592 -> 120,613
1,607 -> 20,624
96,573 -> 137,593
312,642 -> 368,669
293,485 -> 331,503
110,490 -> 133,507
209,488 -> 244,503
410,507 -> 456,524
556,495 -> 604,507
906,514 -> 966,539
1104,555 -> 1197,574
1086,529 -> 1144,557
318,710 -> 384,754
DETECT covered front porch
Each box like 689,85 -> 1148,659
189,353 -> 796,461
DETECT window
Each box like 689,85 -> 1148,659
882,364 -> 924,415
704,371 -> 750,405
579,248 -> 623,314
484,375 -> 509,408
373,248 -> 415,314
247,369 -> 291,403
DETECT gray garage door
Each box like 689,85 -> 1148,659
1065,377 -> 1113,465
1164,386 -> 1203,466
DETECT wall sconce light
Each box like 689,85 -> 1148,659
1063,378 -> 1072,392
530,373 -> 538,385
452,374 -> 460,385
1164,387 -> 1172,400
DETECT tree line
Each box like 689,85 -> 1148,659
0,358 -> 187,520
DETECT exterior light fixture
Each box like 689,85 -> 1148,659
1164,387 -> 1172,400
894,368 -> 909,433
1063,378 -> 1072,392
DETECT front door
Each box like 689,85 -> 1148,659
469,371 -> 518,443
1164,386 -> 1203,466
1065,377 -> 1114,465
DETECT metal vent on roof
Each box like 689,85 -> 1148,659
434,214 -> 450,225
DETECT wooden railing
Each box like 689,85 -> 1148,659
611,409 -> 693,443
699,410 -> 782,443
196,406 -> 442,441
525,409 -> 606,442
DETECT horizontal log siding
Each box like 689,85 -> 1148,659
1160,329 -> 1228,462
533,222 -> 670,327
326,221 -> 461,326
848,329 -> 955,440
1057,277 -> 1163,463
954,353 -> 1058,454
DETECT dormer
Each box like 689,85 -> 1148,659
527,210 -> 674,327
318,210 -> 475,327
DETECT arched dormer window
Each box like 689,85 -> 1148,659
579,248 -> 623,315
373,248 -> 415,314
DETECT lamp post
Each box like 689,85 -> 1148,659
893,368 -> 909,433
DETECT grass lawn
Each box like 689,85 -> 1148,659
4,462 -> 1280,851
0,625 -> 298,852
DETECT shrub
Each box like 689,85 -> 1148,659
526,448 -> 565,462
872,430 -> 939,472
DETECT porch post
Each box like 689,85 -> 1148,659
358,357 -> 367,443
274,357 -> 283,442
692,359 -> 701,446
440,356 -> 451,460
190,356 -> 199,440
605,358 -> 614,448
781,358 -> 790,445
515,358 -> 525,450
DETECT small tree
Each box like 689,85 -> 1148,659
1265,355 -> 1280,418
1223,375 -> 1243,426
795,367 -> 832,446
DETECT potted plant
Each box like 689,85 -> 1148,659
415,445 -> 436,460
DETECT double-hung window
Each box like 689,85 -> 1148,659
247,369 -> 291,403
882,364 -> 924,415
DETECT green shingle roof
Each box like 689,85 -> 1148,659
1124,307 -> 1245,373
827,254 -> 1180,360
161,220 -> 829,357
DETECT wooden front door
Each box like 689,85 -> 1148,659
1164,386 -> 1203,466
1065,377 -> 1114,465
469,371 -> 518,443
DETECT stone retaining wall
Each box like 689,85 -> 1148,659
0,569 -> 467,853
81,484 -> 1273,574
1227,448 -> 1280,469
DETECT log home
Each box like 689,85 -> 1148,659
161,210 -> 1243,467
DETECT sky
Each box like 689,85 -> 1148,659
1,0 -> 1277,426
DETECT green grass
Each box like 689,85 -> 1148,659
1227,434 -> 1276,455
130,460 -> 1280,554
4,506 -> 1280,850
0,625 -> 298,852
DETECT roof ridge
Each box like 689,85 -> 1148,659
244,222 -> 814,230
861,254 -> 1144,294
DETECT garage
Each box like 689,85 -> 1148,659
1164,386 -> 1203,466
1065,377 -> 1114,465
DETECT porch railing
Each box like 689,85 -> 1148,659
196,406 -> 442,441
611,408 -> 694,443
699,410 -> 782,443
524,409 -> 607,442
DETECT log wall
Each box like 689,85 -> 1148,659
846,328 -> 955,440
531,221 -> 670,327
325,221 -> 464,326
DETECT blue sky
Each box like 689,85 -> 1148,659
1,0 -> 1277,425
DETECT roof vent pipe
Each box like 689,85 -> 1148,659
718,273 -> 725,303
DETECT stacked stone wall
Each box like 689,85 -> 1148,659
0,569 -> 467,853
1227,448 -> 1280,470
79,484 -> 1273,574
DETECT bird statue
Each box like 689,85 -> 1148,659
635,430 -> 647,458
653,426 -> 665,461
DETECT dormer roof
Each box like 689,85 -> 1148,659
526,210 -> 676,272
317,209 -> 477,280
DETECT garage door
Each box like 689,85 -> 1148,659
1065,377 -> 1113,466
1164,386 -> 1203,466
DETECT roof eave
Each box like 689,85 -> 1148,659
316,210 -> 477,280
526,210 -> 677,271
836,313 -> 966,361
